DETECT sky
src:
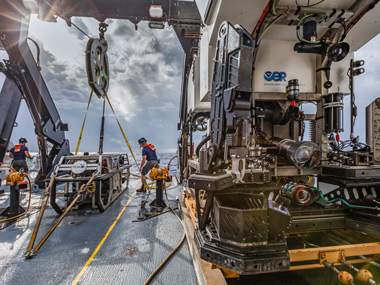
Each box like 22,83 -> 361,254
1,13 -> 380,154
0,15 -> 184,154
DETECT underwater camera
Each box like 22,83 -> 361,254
294,41 -> 350,62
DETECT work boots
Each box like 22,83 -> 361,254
136,184 -> 145,193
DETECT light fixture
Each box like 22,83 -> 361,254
353,68 -> 365,76
352,59 -> 365,76
148,21 -> 165,29
353,60 -> 365,68
149,5 -> 163,19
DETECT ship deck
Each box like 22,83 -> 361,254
0,179 -> 197,285
2,178 -> 380,285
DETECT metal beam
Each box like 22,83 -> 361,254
0,77 -> 23,162
289,242 -> 380,263
0,1 -> 70,180
37,0 -> 202,66
290,258 -> 376,271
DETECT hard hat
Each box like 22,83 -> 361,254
138,137 -> 147,144
19,138 -> 28,143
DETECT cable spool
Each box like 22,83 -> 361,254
282,183 -> 315,206
309,120 -> 317,142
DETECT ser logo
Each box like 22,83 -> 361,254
264,71 -> 287,82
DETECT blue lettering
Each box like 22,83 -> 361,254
264,71 -> 287,82
273,72 -> 281,82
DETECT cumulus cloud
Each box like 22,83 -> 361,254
71,17 -> 91,41
3,15 -> 380,157
5,18 -> 184,153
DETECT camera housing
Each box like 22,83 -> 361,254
294,41 -> 350,62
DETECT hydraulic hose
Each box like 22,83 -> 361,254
167,155 -> 178,170
27,37 -> 41,68
195,134 -> 211,158
312,188 -> 378,210
144,182 -> 186,285
0,173 -> 32,223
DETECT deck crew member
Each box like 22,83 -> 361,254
137,137 -> 158,192
9,138 -> 33,172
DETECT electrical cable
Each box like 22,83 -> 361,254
144,183 -> 186,285
335,18 -> 347,42
258,13 -> 284,42
195,134 -> 211,158
269,0 -> 278,16
312,188 -> 378,210
346,0 -> 380,34
167,155 -> 178,170
297,236 -> 319,248
252,1 -> 271,40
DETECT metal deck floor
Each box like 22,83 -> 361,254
0,180 -> 197,285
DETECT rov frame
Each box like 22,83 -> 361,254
50,153 -> 131,213
180,17 -> 380,280
25,153 -> 131,258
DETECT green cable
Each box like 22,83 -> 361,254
311,188 -> 377,210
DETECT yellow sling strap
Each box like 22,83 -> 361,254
75,90 -> 93,155
103,89 -> 139,167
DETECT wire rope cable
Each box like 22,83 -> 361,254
41,0 -> 91,39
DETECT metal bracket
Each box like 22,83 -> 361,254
319,250 -> 345,264
230,155 -> 245,183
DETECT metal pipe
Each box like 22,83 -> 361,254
359,255 -> 380,269
98,98 -> 105,154
155,179 -> 165,208
189,119 -> 193,157
324,261 -> 355,285
290,258 -> 375,271
25,175 -> 55,258
27,173 -> 98,257
9,185 -> 22,217
350,59 -> 355,140
343,261 -> 376,285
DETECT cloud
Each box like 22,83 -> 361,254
113,22 -> 136,38
6,18 -> 185,153
71,17 -> 91,41
5,14 -> 380,157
